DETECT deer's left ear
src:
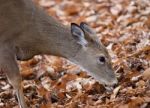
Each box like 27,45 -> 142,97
80,22 -> 96,35
80,22 -> 99,42
71,23 -> 88,47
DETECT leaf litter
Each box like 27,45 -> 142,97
0,0 -> 150,108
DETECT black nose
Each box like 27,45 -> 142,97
111,79 -> 118,88
112,82 -> 118,88
16,55 -> 21,60
106,79 -> 118,88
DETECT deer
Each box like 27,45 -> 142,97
0,0 -> 118,108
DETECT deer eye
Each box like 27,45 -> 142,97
98,56 -> 106,64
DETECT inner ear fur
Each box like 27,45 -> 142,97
71,23 -> 88,46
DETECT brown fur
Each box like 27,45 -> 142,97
0,0 -> 117,108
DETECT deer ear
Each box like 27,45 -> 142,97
80,22 -> 96,35
71,23 -> 88,46
80,22 -> 99,42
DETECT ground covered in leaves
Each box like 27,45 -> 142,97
0,0 -> 150,108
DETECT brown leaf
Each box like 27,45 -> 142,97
142,68 -> 150,80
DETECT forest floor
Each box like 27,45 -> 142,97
0,0 -> 150,108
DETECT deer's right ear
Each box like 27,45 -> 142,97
71,23 -> 88,47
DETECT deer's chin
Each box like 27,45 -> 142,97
93,75 -> 118,86
102,78 -> 118,86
